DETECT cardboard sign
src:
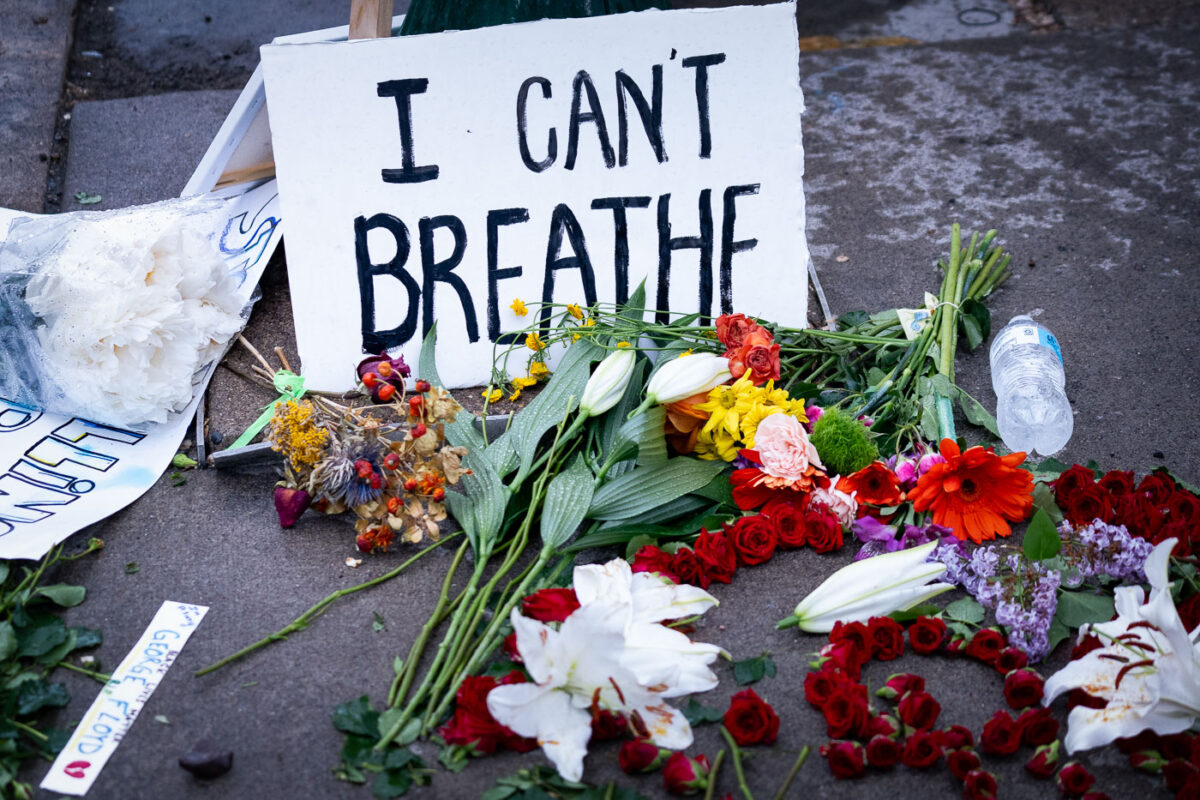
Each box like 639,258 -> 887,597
40,602 -> 208,795
262,2 -> 808,391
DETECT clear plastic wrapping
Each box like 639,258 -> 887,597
0,196 -> 252,428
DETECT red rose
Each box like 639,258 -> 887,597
1179,593 -> 1200,632
830,620 -> 872,655
1098,469 -> 1136,498
963,769 -> 999,800
995,646 -> 1028,674
502,632 -> 522,663
632,545 -> 679,581
805,507 -> 843,553
1004,668 -> 1045,709
671,547 -> 707,588
823,683 -> 870,739
898,690 -> 942,731
1018,707 -> 1059,746
521,587 -> 580,623
866,713 -> 900,738
723,688 -> 780,746
965,629 -> 1006,664
1063,484 -> 1114,526
591,709 -> 626,741
804,667 -> 854,709
838,462 -> 904,507
1169,491 -> 1200,526
1025,741 -> 1060,779
728,514 -> 778,566
1178,774 -> 1200,800
943,725 -> 975,751
1139,472 -> 1177,505
947,747 -> 981,780
1115,730 -> 1159,755
820,640 -> 867,679
439,672 -> 536,754
762,499 -> 807,548
900,729 -> 943,769
663,752 -> 710,796
619,739 -> 668,774
908,616 -> 948,655
1053,464 -> 1097,505
867,616 -> 905,661
728,329 -> 780,385
821,740 -> 865,779
1164,759 -> 1198,792
715,313 -> 761,351
877,672 -> 926,701
694,527 -> 737,585
1158,733 -> 1193,760
866,734 -> 902,769
1114,492 -> 1165,539
1056,761 -> 1095,796
980,710 -> 1022,755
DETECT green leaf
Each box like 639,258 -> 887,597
732,653 -> 776,686
947,621 -> 974,639
74,191 -> 102,205
1032,482 -> 1064,524
1023,508 -> 1062,561
837,311 -> 869,329
34,584 -> 86,607
15,679 -> 70,715
458,450 -> 509,560
691,470 -> 735,507
888,603 -> 942,623
0,562 -> 8,584
958,387 -> 999,438
1046,617 -> 1071,656
332,695 -> 380,738
1035,458 -> 1071,476
393,655 -> 405,676
619,281 -> 648,325
372,768 -> 412,799
1055,590 -> 1115,630
15,615 -> 68,658
69,626 -> 102,651
437,743 -> 475,773
372,612 -> 386,633
944,597 -> 985,624
919,392 -> 940,442
587,458 -> 725,521
0,623 -> 15,661
540,455 -> 594,549
510,340 -> 602,478
418,323 -> 442,389
36,629 -> 78,666
682,698 -> 723,726
171,453 -> 198,469
169,471 -> 186,487
608,404 -> 666,469
124,562 -> 140,575
45,727 -> 71,754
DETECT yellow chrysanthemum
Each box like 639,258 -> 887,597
584,318 -> 596,327
739,404 -> 784,449
695,375 -> 759,439
567,303 -> 584,320
695,429 -> 740,462
510,298 -> 528,317
529,362 -> 550,381
482,388 -> 501,404
526,332 -> 546,351
617,341 -> 631,349
763,381 -> 809,423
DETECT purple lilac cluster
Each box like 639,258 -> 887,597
1057,518 -> 1153,588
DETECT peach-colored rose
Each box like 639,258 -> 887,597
754,413 -> 824,482
810,482 -> 858,530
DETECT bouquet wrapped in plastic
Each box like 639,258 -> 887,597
0,197 -> 250,428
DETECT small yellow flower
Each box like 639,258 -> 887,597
567,303 -> 584,320
529,362 -> 550,381
526,332 -> 546,351
616,341 -> 631,349
584,318 -> 596,327
510,298 -> 528,317
482,388 -> 501,404
681,349 -> 693,357
508,375 -> 537,401
572,333 -> 581,342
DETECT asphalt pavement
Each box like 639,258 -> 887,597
2,1 -> 1199,798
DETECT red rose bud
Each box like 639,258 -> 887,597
631,545 -> 680,583
521,588 -> 581,623
963,769 -> 999,800
273,486 -> 312,528
663,752 -> 710,795
1163,758 -> 1197,793
727,514 -> 778,566
1115,731 -> 1159,755
411,422 -> 428,438
1056,761 -> 1095,796
592,709 -> 626,741
1025,741 -> 1060,779
723,688 -> 781,746
877,672 -> 926,700
820,740 -> 866,779
1004,668 -> 1045,710
866,713 -> 901,738
943,725 -> 975,751
619,740 -> 669,774
1018,707 -> 1059,746
823,683 -> 870,739
980,710 -> 1022,756
415,379 -> 431,393
907,616 -> 948,655
694,527 -> 737,585
898,690 -> 942,731
965,628 -> 1006,664
901,730 -> 943,769
1129,750 -> 1166,774
1157,733 -> 1192,760
866,734 -> 902,769
944,636 -> 968,657
867,616 -> 905,661
996,646 -> 1029,673
947,747 -> 981,781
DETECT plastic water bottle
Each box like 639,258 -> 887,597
988,315 -> 1073,457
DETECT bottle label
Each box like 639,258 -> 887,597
1039,328 -> 1063,363
997,323 -> 1063,363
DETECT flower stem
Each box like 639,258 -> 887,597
54,660 -> 111,684
195,531 -> 460,677
720,726 -> 755,800
704,749 -> 727,800
771,746 -> 810,800
8,718 -> 47,742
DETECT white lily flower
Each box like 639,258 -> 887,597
1044,538 -> 1200,753
580,349 -> 636,417
487,558 -> 720,781
780,540 -> 954,633
645,352 -> 731,405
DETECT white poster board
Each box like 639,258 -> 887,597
262,2 -> 808,391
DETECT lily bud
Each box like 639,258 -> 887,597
778,541 -> 953,633
646,353 -> 731,405
580,349 -> 636,417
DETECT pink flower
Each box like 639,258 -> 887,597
811,483 -> 857,529
893,456 -> 918,489
753,413 -> 824,481
916,451 -> 946,476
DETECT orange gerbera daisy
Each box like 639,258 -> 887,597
838,461 -> 903,507
908,439 -> 1034,544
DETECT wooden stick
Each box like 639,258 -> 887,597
349,0 -> 394,40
